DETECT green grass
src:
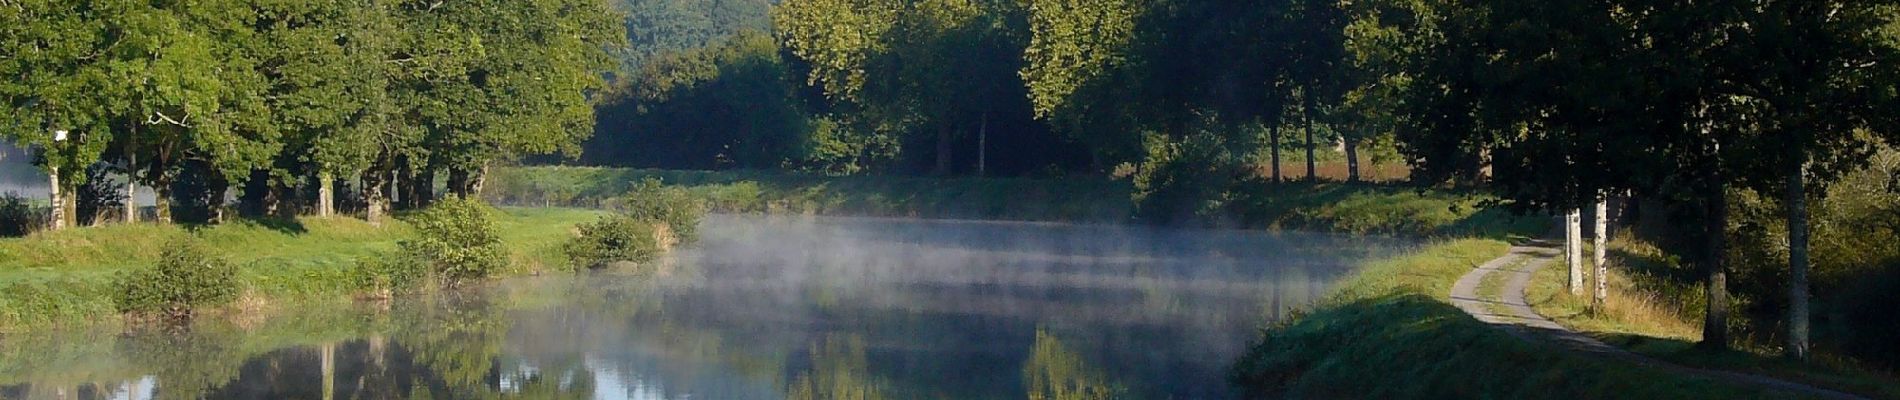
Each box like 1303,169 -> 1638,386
1524,238 -> 1900,399
1230,239 -> 1815,399
485,166 -> 1134,222
0,207 -> 603,330
487,166 -> 1540,237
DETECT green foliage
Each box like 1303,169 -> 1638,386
614,178 -> 708,242
563,214 -> 663,269
399,198 -> 507,286
587,31 -> 815,169
1130,132 -> 1247,226
113,239 -> 240,317
0,193 -> 35,237
348,251 -> 429,295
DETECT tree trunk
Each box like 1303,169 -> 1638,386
977,112 -> 988,177
1594,197 -> 1609,306
472,163 -> 488,197
154,179 -> 173,224
1344,138 -> 1361,182
448,168 -> 470,198
1303,96 -> 1317,181
1702,178 -> 1731,351
1786,163 -> 1811,360
124,151 -> 137,224
415,168 -> 436,208
934,123 -> 953,176
318,170 -> 335,217
363,169 -> 388,225
321,343 -> 336,400
1567,208 -> 1582,295
48,166 -> 64,231
1270,121 -> 1282,183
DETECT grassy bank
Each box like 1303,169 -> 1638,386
0,207 -> 602,330
1230,238 -> 1809,398
1523,238 -> 1900,398
486,166 -> 1538,236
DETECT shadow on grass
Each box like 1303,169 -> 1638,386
1231,293 -> 1795,399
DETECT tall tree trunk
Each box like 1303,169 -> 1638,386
1567,208 -> 1583,295
1303,96 -> 1317,181
154,178 -> 173,224
1594,197 -> 1609,306
448,168 -> 470,198
415,168 -> 436,208
48,166 -> 64,231
363,169 -> 388,225
318,169 -> 335,217
322,343 -> 336,400
1786,163 -> 1811,360
977,112 -> 988,177
124,139 -> 138,223
1702,178 -> 1731,351
1344,138 -> 1361,182
472,163 -> 488,197
934,123 -> 953,176
1270,121 -> 1282,183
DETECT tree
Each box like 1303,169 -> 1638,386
1703,0 -> 1900,359
0,0 -> 121,230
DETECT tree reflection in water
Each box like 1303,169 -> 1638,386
0,216 -> 1408,399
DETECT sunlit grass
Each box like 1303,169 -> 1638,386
1521,235 -> 1900,398
1232,239 -> 1801,398
0,207 -> 603,330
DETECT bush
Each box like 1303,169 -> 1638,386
348,251 -> 429,296
0,192 -> 37,237
114,239 -> 240,317
1130,132 -> 1249,226
400,197 -> 507,286
615,178 -> 707,242
563,214 -> 664,269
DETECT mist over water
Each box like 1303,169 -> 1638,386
0,215 -> 1412,399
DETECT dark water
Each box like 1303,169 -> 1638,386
0,215 -> 1409,399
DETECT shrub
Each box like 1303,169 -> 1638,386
0,192 -> 37,237
349,251 -> 429,296
617,178 -> 707,242
114,239 -> 240,317
563,214 -> 664,269
1131,132 -> 1249,226
400,197 -> 506,286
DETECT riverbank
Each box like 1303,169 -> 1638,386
1522,238 -> 1900,398
0,207 -> 603,330
485,166 -> 1540,237
1229,237 -> 1815,398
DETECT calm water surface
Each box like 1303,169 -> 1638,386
0,215 -> 1410,399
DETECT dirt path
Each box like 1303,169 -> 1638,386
1449,239 -> 1868,400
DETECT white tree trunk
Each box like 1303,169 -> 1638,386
318,170 -> 335,217
48,167 -> 64,231
124,174 -> 137,223
1594,198 -> 1609,305
1567,208 -> 1582,295
321,342 -> 336,400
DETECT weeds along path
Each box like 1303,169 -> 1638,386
1449,239 -> 1868,400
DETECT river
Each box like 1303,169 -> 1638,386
0,215 -> 1411,399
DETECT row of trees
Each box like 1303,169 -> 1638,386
1370,0 -> 1900,356
1,0 -> 623,228
667,0 -> 1900,357
585,0 -> 1381,179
